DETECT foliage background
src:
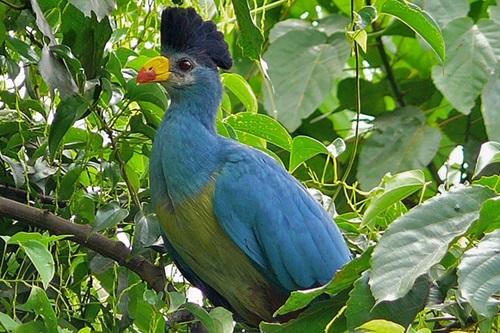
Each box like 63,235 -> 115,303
1,0 -> 500,332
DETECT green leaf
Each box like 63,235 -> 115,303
92,201 -> 129,232
68,0 -> 116,21
5,36 -> 39,63
185,303 -> 216,333
370,185 -> 496,302
131,208 -> 161,255
0,152 -> 25,188
166,292 -> 186,314
276,247 -> 373,315
230,0 -> 263,61
0,312 -> 19,330
380,0 -> 445,63
417,0 -> 469,28
209,307 -> 234,333
355,6 -> 378,30
7,232 -> 68,247
60,4 -> 112,79
18,240 -> 55,289
223,113 -> 292,150
473,141 -> 500,178
22,286 -> 58,331
355,319 -> 405,333
346,272 -> 429,329
48,95 -> 88,160
471,197 -> 500,236
362,170 -> 426,227
357,107 -> 441,191
261,298 -> 346,333
221,73 -> 258,113
127,78 -> 168,112
263,30 -> 350,131
49,44 -> 83,77
458,229 -> 500,319
289,136 -> 329,172
432,18 -> 500,115
59,166 -> 83,200
12,321 -> 48,333
481,76 -> 500,143
39,46 -> 79,99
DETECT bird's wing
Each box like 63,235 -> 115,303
213,143 -> 351,292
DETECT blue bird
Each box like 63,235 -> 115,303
137,7 -> 352,326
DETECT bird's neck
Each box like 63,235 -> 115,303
151,78 -> 223,205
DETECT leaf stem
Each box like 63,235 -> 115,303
0,0 -> 27,10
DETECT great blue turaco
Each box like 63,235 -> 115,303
137,7 -> 352,326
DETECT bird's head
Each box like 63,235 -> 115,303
137,7 -> 232,95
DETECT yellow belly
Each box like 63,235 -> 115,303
156,179 -> 287,325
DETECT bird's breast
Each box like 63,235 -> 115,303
155,178 -> 288,325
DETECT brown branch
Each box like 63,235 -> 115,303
0,195 -> 166,293
0,184 -> 67,208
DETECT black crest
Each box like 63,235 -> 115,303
161,7 -> 233,70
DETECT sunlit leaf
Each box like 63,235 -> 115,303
362,170 -> 425,227
224,112 -> 292,151
380,0 -> 445,62
263,29 -> 350,131
289,136 -> 329,172
18,240 -> 55,289
473,141 -> 500,178
370,185 -> 495,301
458,229 -> 500,319
221,73 -> 258,113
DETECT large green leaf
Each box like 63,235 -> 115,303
418,0 -> 469,28
69,0 -> 116,21
370,185 -> 496,301
346,272 -> 430,328
260,298 -> 346,333
223,112 -> 292,151
0,312 -> 19,331
17,240 -> 55,289
231,0 -> 263,61
60,3 -> 112,79
263,29 -> 350,131
221,73 -> 258,113
481,75 -> 500,143
458,229 -> 500,319
357,106 -> 441,191
432,18 -> 500,115
380,0 -> 445,63
23,287 -> 58,331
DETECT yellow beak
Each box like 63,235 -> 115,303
137,56 -> 171,83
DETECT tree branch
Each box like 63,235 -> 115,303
0,184 -> 67,207
0,195 -> 166,293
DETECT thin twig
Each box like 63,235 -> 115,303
0,0 -> 27,10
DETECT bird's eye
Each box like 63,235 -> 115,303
178,59 -> 193,71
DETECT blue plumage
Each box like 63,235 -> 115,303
140,7 -> 352,326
